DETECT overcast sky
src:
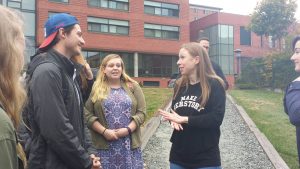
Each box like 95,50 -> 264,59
189,0 -> 300,20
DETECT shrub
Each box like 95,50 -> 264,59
237,83 -> 258,90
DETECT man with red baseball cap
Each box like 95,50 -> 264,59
23,13 -> 101,169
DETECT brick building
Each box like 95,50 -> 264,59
33,0 -> 190,87
189,3 -> 222,22
190,12 -> 279,88
1,0 -> 284,88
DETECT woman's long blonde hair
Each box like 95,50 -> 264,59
174,42 -> 225,107
0,5 -> 27,167
91,54 -> 137,103
0,6 -> 26,128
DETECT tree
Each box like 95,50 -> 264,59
249,0 -> 297,50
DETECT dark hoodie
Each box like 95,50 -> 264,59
23,49 -> 96,169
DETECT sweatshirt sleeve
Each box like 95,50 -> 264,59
188,80 -> 226,129
31,63 -> 92,169
284,82 -> 300,126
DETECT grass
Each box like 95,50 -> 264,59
142,88 -> 173,122
229,89 -> 298,169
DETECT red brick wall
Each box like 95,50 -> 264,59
189,7 -> 219,22
190,12 -> 276,58
36,0 -> 190,55
190,12 -> 281,88
226,75 -> 235,89
189,8 -> 206,21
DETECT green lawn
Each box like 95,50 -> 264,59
142,88 -> 173,122
229,89 -> 298,169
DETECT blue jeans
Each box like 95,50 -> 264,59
170,162 -> 222,169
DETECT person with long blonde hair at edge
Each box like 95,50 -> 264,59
0,5 -> 27,169
85,54 -> 146,169
160,42 -> 226,169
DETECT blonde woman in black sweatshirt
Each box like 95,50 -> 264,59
160,42 -> 226,169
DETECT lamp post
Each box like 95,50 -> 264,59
234,49 -> 242,77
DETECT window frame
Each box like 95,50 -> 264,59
48,0 -> 69,4
88,0 -> 129,11
144,0 -> 179,18
87,16 -> 130,36
144,23 -> 179,40
240,26 -> 251,46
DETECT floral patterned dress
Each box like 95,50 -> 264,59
97,87 -> 143,169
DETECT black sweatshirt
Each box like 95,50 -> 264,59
170,79 -> 226,168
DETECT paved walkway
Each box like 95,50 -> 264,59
143,97 -> 276,169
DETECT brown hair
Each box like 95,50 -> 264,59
197,37 -> 209,43
39,24 -> 75,52
71,54 -> 88,90
174,42 -> 224,107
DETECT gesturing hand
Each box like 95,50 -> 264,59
159,109 -> 187,124
83,62 -> 93,80
171,121 -> 183,131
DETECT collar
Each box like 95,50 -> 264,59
47,49 -> 75,76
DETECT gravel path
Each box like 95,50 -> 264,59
143,98 -> 275,169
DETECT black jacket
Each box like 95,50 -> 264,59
26,49 -> 95,169
284,81 -> 300,126
211,61 -> 229,90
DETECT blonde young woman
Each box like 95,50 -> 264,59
0,5 -> 27,169
160,42 -> 226,169
85,54 -> 146,169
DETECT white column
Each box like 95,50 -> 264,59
134,52 -> 138,77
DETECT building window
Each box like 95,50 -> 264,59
88,16 -> 129,35
7,0 -> 21,8
88,0 -> 129,11
144,23 -> 179,40
203,24 -> 234,75
139,54 -> 177,77
49,0 -> 68,3
6,0 -> 36,64
240,26 -> 251,46
144,0 -> 179,17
